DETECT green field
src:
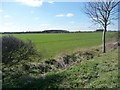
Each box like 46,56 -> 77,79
2,32 -> 118,88
3,32 -> 116,59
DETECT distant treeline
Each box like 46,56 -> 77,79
1,30 -> 69,34
1,29 -> 118,34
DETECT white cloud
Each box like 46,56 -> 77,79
16,0 -> 43,7
4,15 -> 11,18
56,13 -> 74,17
56,14 -> 64,17
48,1 -> 54,4
66,13 -> 74,17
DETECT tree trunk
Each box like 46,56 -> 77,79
102,26 -> 107,53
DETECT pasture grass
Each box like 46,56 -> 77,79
3,32 -> 117,59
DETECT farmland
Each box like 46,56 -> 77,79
4,32 -> 116,59
2,31 -> 118,88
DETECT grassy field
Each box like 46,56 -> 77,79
4,32 -> 116,59
2,31 -> 118,88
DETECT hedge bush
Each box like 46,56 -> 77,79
2,35 -> 36,64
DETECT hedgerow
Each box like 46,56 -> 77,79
2,35 -> 36,65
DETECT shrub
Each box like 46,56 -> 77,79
2,35 -> 36,64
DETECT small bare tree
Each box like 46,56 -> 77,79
84,0 -> 119,53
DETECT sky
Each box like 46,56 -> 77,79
0,0 -> 118,32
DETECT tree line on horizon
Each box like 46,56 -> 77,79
1,29 -> 117,34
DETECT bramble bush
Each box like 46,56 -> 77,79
2,35 -> 36,65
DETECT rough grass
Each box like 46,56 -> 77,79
3,46 -> 118,88
21,48 -> 118,88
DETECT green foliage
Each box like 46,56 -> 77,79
2,35 -> 36,65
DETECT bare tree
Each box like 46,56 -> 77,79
84,0 -> 120,53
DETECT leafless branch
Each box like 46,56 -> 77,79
84,0 -> 119,30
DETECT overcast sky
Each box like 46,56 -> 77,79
0,0 -> 118,32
